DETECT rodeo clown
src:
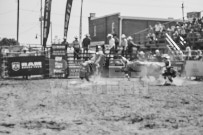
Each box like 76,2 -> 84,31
162,54 -> 176,83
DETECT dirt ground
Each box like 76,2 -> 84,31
0,77 -> 203,135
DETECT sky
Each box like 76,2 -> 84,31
0,0 -> 203,46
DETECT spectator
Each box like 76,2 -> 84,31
107,34 -> 115,55
187,29 -> 197,46
146,32 -> 157,44
173,29 -> 179,42
154,49 -> 162,62
185,45 -> 192,60
72,36 -> 80,61
154,22 -> 161,38
138,51 -> 146,61
148,25 -> 154,33
82,34 -> 91,56
167,27 -> 172,37
180,25 -> 186,38
194,49 -> 202,60
113,34 -> 119,53
120,34 -> 128,56
127,36 -> 138,60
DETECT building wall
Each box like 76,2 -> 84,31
89,14 -> 178,44
122,19 -> 176,43
89,14 -> 120,43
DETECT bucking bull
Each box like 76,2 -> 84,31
79,52 -> 106,81
118,56 -> 177,85
79,53 -> 176,85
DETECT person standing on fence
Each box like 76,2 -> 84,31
72,36 -> 80,61
107,34 -> 115,55
127,36 -> 138,60
82,34 -> 91,57
120,34 -> 128,57
113,34 -> 119,53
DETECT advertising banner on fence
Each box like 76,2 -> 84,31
43,0 -> 52,47
64,0 -> 73,40
49,59 -> 67,77
51,44 -> 67,77
171,61 -> 185,74
7,56 -> 45,77
185,61 -> 203,77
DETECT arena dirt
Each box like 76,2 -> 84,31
0,78 -> 203,135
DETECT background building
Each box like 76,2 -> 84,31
88,13 -> 182,44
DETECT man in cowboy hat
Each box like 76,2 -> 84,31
120,34 -> 128,56
72,36 -> 80,61
107,34 -> 115,54
113,34 -> 119,53
127,36 -> 138,60
82,34 -> 91,57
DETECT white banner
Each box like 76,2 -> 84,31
185,61 -> 203,77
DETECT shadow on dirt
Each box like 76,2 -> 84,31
20,120 -> 69,131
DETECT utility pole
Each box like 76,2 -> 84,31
79,0 -> 83,47
40,0 -> 43,45
182,3 -> 185,22
51,22 -> 52,44
17,0 -> 20,42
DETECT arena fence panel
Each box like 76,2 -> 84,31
7,56 -> 45,77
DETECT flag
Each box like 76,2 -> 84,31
64,0 -> 73,40
43,0 -> 52,47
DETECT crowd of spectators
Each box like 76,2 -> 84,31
146,17 -> 203,49
105,31 -> 203,62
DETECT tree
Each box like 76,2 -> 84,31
0,38 -> 19,46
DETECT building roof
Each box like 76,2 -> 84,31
120,16 -> 182,22
90,12 -> 182,22
90,12 -> 120,20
